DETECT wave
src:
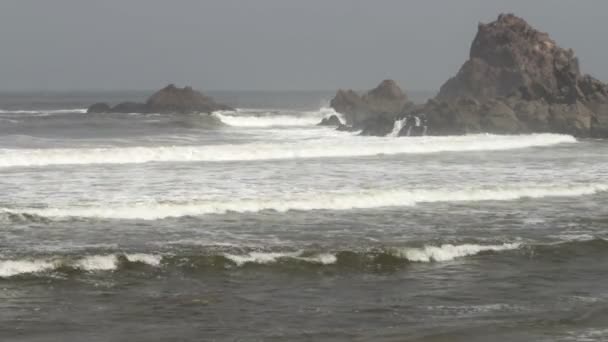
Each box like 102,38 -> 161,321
0,133 -> 576,168
0,243 -> 519,278
4,239 -> 608,278
212,107 -> 341,127
0,253 -> 161,278
394,243 -> 521,262
0,108 -> 87,115
3,184 -> 605,220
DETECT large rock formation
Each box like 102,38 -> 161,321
330,80 -> 412,135
418,13 -> 608,137
87,84 -> 233,114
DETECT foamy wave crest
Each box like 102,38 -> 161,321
0,259 -> 57,277
395,243 -> 521,262
224,251 -> 338,266
0,254 -> 161,278
213,107 -> 341,127
0,108 -> 87,115
0,133 -> 576,168
4,184 -> 605,220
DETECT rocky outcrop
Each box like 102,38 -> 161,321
415,13 -> 608,137
111,102 -> 148,114
317,115 -> 342,126
87,84 -> 234,114
145,84 -> 233,114
87,103 -> 111,113
330,80 -> 412,134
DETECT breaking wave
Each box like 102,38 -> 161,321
0,243 -> 520,278
0,253 -> 161,278
0,108 -> 87,115
0,133 -> 576,168
4,239 -> 608,278
2,184 -> 605,220
213,107 -> 342,127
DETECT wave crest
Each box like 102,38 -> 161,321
2,184 -> 605,220
0,133 -> 576,168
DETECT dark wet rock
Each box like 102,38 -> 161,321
86,84 -> 233,114
111,102 -> 148,114
87,103 -> 111,113
146,84 -> 233,114
164,113 -> 226,129
359,113 -> 396,136
330,80 -> 411,131
318,115 -> 342,126
336,123 -> 357,132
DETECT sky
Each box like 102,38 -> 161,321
0,0 -> 606,92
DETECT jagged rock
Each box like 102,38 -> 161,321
318,115 -> 342,126
146,84 -> 233,114
439,14 -> 583,103
87,103 -> 111,113
429,13 -> 608,137
330,80 -> 410,131
86,84 -> 233,114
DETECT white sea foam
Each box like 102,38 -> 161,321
3,184 -> 605,220
0,253 -> 162,277
0,133 -> 576,168
0,259 -> 57,277
75,255 -> 118,271
125,253 -> 163,266
396,243 -> 521,262
224,252 -> 299,266
224,251 -> 338,266
0,108 -> 87,115
389,118 -> 406,137
213,107 -> 342,127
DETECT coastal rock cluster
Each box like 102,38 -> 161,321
329,80 -> 413,136
329,14 -> 608,137
88,84 -> 233,114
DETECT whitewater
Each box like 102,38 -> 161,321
0,133 -> 576,168
3,183 -> 605,220
2,98 -> 608,342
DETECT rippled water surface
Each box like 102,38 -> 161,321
1,93 -> 607,341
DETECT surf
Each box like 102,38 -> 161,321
0,133 -> 576,168
3,183 -> 605,220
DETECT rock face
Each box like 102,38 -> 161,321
87,84 -> 234,114
330,80 -> 412,134
423,13 -> 608,137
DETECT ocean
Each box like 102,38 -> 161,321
0,91 -> 607,341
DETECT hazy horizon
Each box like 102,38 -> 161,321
1,0 -> 607,92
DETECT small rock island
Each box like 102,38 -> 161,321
88,84 -> 234,114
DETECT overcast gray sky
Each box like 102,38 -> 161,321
0,0 -> 606,91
